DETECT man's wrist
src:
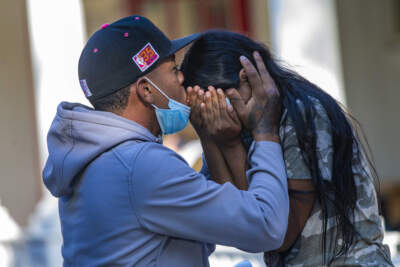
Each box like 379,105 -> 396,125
218,137 -> 242,148
251,123 -> 280,143
252,133 -> 280,143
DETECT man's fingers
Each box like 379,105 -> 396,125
253,51 -> 274,87
226,88 -> 247,123
239,55 -> 262,96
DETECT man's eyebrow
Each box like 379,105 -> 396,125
162,55 -> 176,65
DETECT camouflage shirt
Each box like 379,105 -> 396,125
265,97 -> 393,266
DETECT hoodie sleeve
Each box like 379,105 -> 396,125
130,141 -> 288,252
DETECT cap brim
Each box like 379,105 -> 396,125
169,33 -> 201,55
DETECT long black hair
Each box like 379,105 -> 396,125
181,30 -> 379,262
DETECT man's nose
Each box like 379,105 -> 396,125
178,71 -> 184,85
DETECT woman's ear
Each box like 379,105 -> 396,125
135,78 -> 154,106
238,68 -> 252,103
239,68 -> 248,82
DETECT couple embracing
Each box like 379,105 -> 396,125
43,15 -> 392,267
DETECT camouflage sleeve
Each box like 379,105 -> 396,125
280,98 -> 333,181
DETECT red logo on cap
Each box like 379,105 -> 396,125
133,43 -> 160,72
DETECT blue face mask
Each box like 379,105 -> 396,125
144,77 -> 191,135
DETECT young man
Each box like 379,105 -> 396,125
43,15 -> 289,266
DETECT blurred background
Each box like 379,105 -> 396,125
0,0 -> 399,266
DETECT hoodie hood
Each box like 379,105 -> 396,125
43,102 -> 161,197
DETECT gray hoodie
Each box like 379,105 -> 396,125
43,102 -> 289,267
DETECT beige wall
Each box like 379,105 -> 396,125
336,0 -> 400,182
250,0 -> 270,46
81,0 -> 123,37
0,0 -> 41,226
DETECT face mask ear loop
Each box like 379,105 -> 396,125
143,76 -> 171,101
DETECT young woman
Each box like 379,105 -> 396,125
181,30 -> 393,266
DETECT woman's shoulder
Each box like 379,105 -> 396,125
280,95 -> 334,181
281,96 -> 332,142
281,96 -> 331,127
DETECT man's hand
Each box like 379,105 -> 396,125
201,86 -> 242,146
226,51 -> 281,142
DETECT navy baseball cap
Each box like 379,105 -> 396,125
78,15 -> 200,101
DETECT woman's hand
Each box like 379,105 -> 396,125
201,86 -> 242,146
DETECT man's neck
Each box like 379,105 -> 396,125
120,107 -> 160,137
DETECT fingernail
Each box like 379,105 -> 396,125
206,92 -> 211,97
217,88 -> 223,94
240,56 -> 248,62
254,51 -> 260,57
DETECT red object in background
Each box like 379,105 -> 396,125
229,0 -> 250,35
238,0 -> 250,34
124,0 -> 144,14
123,0 -> 251,36
197,0 -> 250,34
197,1 -> 213,30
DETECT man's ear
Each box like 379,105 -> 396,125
135,78 -> 154,106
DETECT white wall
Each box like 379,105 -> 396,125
27,0 -> 88,168
269,0 -> 400,182
269,0 -> 346,104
